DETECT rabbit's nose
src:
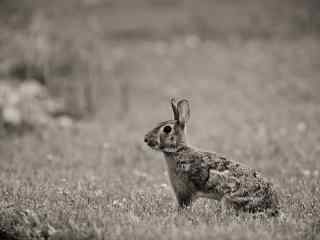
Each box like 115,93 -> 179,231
144,136 -> 157,147
144,135 -> 151,144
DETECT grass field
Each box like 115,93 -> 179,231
0,1 -> 320,239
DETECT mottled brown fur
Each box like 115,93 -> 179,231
144,98 -> 280,215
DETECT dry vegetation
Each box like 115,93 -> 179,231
0,0 -> 320,239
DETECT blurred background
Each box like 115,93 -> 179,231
0,0 -> 320,178
0,1 -> 320,238
0,0 -> 319,130
0,0 -> 319,182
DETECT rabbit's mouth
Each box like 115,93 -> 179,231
159,145 -> 178,153
147,141 -> 159,149
144,137 -> 160,150
144,138 -> 177,152
148,143 -> 162,151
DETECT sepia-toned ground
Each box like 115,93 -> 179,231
0,1 -> 320,239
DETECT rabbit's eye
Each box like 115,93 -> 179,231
163,125 -> 172,133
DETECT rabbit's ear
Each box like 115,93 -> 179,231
177,99 -> 190,127
171,98 -> 179,121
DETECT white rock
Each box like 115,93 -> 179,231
19,81 -> 46,99
2,107 -> 22,125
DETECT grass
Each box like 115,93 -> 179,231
0,0 -> 320,239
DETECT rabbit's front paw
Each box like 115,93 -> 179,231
176,160 -> 191,172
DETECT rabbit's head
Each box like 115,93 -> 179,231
144,98 -> 190,153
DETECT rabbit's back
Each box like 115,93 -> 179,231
175,147 -> 280,214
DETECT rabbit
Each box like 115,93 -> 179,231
144,98 -> 280,216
